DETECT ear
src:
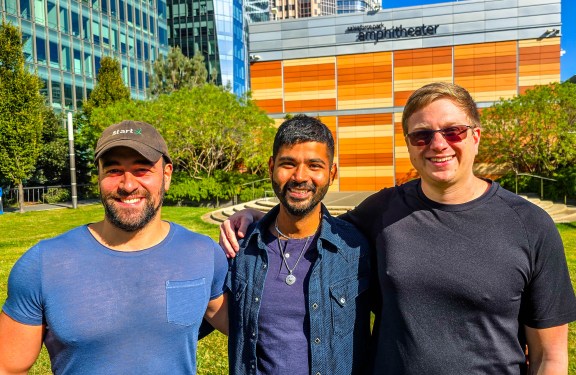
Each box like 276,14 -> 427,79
164,163 -> 173,191
268,156 -> 275,178
472,127 -> 481,156
329,163 -> 337,185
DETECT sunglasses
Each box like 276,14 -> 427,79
405,125 -> 474,147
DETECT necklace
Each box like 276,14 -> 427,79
274,217 -> 311,286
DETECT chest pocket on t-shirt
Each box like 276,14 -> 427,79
329,276 -> 369,336
166,278 -> 207,326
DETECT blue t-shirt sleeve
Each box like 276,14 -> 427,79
2,245 -> 44,325
210,240 -> 228,300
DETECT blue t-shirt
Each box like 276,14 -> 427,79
3,223 -> 227,375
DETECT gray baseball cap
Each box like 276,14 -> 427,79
94,120 -> 172,164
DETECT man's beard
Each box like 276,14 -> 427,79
272,179 -> 329,217
101,185 -> 165,232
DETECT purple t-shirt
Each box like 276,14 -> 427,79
3,223 -> 227,375
256,229 -> 318,374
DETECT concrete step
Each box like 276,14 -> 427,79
519,195 -> 576,224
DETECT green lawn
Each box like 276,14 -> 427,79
0,206 -> 575,374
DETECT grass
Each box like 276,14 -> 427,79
0,204 -> 226,375
1,206 -> 575,374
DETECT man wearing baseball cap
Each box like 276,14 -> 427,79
0,120 -> 229,374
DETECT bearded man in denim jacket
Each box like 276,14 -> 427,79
226,115 -> 371,375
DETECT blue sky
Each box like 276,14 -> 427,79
382,0 -> 575,81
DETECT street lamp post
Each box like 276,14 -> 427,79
67,112 -> 78,209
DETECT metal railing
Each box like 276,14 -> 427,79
233,178 -> 271,206
515,173 -> 557,200
2,184 -> 92,205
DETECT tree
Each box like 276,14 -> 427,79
90,84 -> 275,178
479,82 -> 576,199
479,82 -> 576,175
0,22 -> 45,213
76,56 -> 131,172
29,107 -> 68,186
148,47 -> 208,97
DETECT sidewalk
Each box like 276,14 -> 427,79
1,199 -> 100,213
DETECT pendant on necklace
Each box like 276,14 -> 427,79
285,274 -> 296,285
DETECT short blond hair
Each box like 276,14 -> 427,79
401,82 -> 481,135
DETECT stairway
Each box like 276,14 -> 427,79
205,194 -> 576,225
519,195 -> 576,223
204,198 -> 354,225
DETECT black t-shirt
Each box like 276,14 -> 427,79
341,179 -> 576,375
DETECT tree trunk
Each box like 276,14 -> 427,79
18,181 -> 25,213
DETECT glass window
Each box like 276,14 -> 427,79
110,0 -> 116,15
94,55 -> 101,73
137,69 -> 143,90
149,15 -> 154,34
74,49 -> 82,74
101,0 -> 107,13
62,45 -> 71,70
51,80 -> 63,109
71,11 -> 80,36
135,7 -> 141,26
120,30 -> 126,54
5,0 -> 17,14
47,1 -> 57,29
142,11 -> 147,30
49,40 -> 59,68
82,14 -> 90,40
20,32 -> 33,62
127,2 -> 132,23
34,0 -> 45,24
59,4 -> 69,33
92,0 -> 98,9
75,85 -> 85,108
158,26 -> 167,45
110,27 -> 117,49
122,64 -> 128,85
129,67 -> 135,88
64,83 -> 73,109
119,0 -> 124,21
143,41 -> 149,60
92,20 -> 100,44
136,39 -> 142,59
102,23 -> 109,45
20,0 -> 31,19
35,35 -> 47,64
157,0 -> 166,19
84,51 -> 93,77
128,34 -> 134,56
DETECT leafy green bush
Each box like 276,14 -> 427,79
497,166 -> 576,202
165,171 -> 270,206
43,188 -> 71,204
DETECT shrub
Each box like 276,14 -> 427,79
44,188 -> 71,204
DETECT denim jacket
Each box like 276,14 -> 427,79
227,204 -> 371,375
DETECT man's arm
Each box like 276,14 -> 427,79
219,209 -> 264,257
525,324 -> 568,375
0,312 -> 45,374
204,293 -> 228,336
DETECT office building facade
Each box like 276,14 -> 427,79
1,0 -> 169,111
167,0 -> 247,95
248,0 -> 561,191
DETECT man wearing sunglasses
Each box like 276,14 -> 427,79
220,82 -> 576,374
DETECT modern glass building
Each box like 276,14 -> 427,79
0,0 -> 169,112
167,0 -> 247,95
248,0 -> 562,191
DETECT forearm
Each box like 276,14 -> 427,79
525,325 -> 568,375
204,294 -> 228,336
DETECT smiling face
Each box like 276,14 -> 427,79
406,98 -> 481,193
98,147 -> 172,232
270,141 -> 336,218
